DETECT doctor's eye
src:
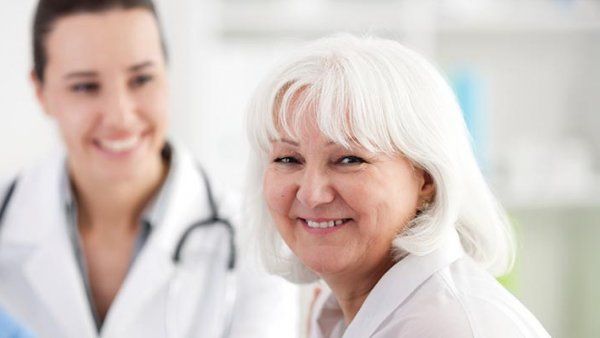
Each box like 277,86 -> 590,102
130,74 -> 154,88
274,156 -> 300,165
337,155 -> 366,165
71,82 -> 100,94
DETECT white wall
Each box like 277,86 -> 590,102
0,0 -> 60,181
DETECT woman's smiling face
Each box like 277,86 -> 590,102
263,117 -> 433,280
34,8 -> 169,182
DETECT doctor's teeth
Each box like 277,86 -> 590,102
306,220 -> 345,229
100,136 -> 140,152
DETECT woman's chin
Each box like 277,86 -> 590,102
76,138 -> 164,182
84,156 -> 158,184
301,255 -> 351,278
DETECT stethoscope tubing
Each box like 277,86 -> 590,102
172,166 -> 236,270
0,167 -> 238,338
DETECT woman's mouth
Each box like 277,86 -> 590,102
298,218 -> 352,233
97,135 -> 141,153
92,131 -> 150,157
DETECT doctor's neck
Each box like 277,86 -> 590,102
68,156 -> 168,230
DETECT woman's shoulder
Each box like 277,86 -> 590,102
0,154 -> 65,202
3,151 -> 66,184
378,257 -> 550,338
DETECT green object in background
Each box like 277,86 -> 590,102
498,264 -> 518,293
450,68 -> 522,295
451,68 -> 520,292
497,217 -> 520,294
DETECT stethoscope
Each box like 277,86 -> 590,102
0,168 -> 238,338
172,167 -> 236,270
165,167 -> 237,338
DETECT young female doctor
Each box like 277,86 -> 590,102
0,0 -> 298,337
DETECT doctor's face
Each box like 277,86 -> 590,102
263,116 -> 434,281
34,8 -> 169,182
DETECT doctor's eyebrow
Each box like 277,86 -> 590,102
64,71 -> 98,80
128,61 -> 155,72
62,61 -> 156,79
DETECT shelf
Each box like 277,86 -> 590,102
219,0 -> 600,38
498,184 -> 600,212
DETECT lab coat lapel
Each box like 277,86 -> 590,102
22,231 -> 97,338
342,232 -> 465,338
100,143 -> 214,337
2,156 -> 97,338
99,239 -> 175,337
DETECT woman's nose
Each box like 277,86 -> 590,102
296,166 -> 335,209
102,85 -> 137,128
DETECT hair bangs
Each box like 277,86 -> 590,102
261,57 -> 405,156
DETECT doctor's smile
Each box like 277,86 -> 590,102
91,133 -> 149,160
0,1 -> 299,337
94,134 -> 144,155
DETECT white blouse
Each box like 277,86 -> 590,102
309,233 -> 550,338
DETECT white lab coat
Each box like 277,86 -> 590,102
309,231 -> 550,338
0,143 -> 300,338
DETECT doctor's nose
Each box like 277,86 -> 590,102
101,85 -> 138,128
296,167 -> 335,209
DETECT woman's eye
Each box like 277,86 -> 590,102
71,82 -> 99,93
274,156 -> 299,164
338,156 -> 366,165
130,74 -> 154,88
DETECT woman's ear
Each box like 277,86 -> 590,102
31,70 -> 49,115
416,168 -> 436,204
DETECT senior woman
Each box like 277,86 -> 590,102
246,35 -> 550,338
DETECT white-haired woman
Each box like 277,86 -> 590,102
246,35 -> 550,338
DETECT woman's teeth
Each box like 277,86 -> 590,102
306,219 -> 347,229
99,136 -> 140,152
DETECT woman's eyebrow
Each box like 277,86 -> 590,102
273,138 -> 299,146
62,61 -> 155,80
64,71 -> 97,80
274,139 -> 340,148
128,60 -> 154,72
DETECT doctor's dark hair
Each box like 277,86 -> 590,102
32,0 -> 169,82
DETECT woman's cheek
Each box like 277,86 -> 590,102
269,174 -> 300,223
264,170 -> 283,209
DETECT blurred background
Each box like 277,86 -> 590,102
1,0 -> 599,337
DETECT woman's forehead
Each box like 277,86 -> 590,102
268,129 -> 365,152
44,9 -> 164,75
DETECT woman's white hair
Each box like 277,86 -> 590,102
245,34 -> 515,283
